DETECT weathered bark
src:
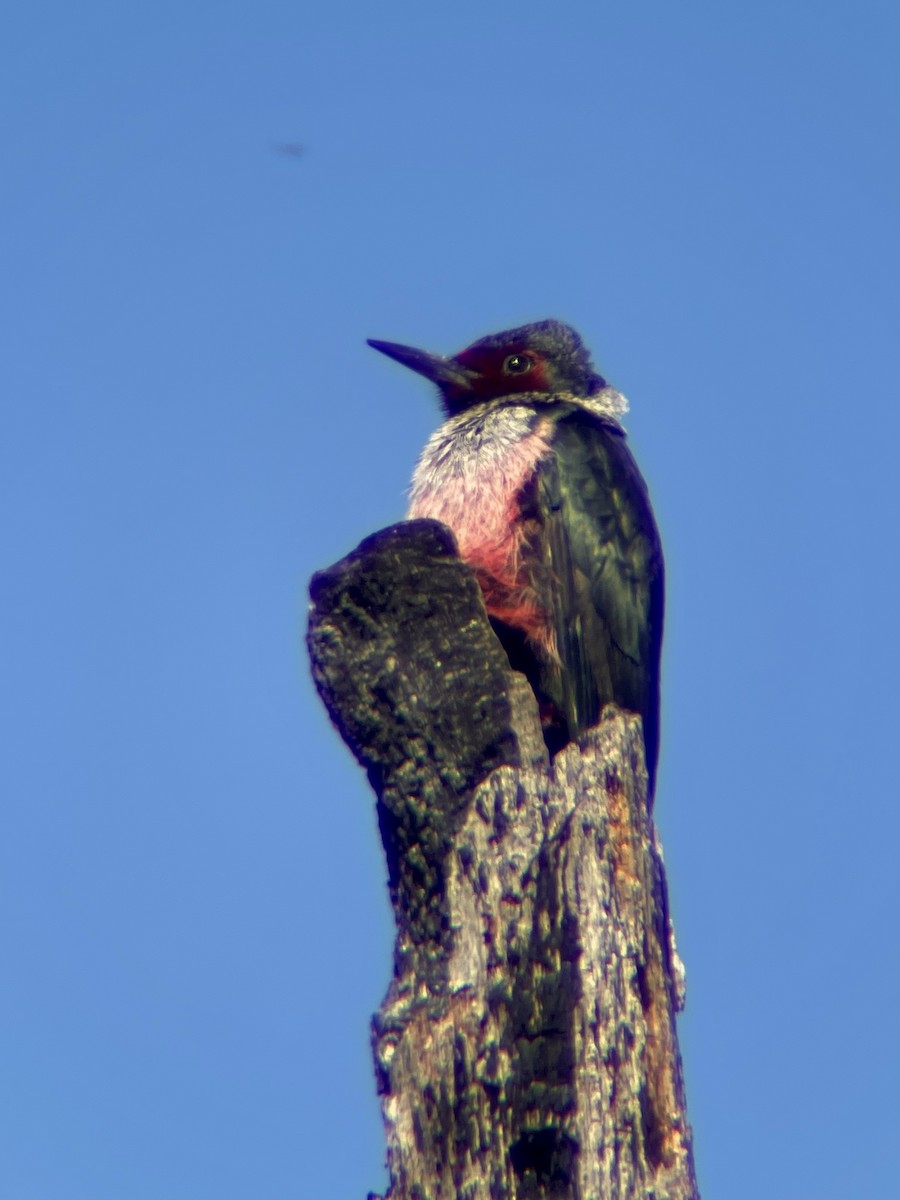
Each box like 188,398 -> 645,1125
308,520 -> 698,1200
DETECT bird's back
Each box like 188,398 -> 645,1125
532,407 -> 664,791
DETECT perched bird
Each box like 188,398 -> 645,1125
367,320 -> 664,795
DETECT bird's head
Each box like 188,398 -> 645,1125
367,320 -> 607,416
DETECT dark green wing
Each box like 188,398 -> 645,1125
535,407 -> 664,793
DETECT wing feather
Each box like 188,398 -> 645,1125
535,409 -> 664,792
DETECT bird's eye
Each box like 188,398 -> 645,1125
503,353 -> 533,375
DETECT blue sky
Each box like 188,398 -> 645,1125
2,3 -> 898,1197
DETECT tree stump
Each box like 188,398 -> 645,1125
308,519 -> 699,1200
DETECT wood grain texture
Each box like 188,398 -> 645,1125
308,520 -> 698,1200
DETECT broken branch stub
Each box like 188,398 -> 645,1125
307,519 -> 698,1200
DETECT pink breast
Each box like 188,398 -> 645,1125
408,421 -> 555,653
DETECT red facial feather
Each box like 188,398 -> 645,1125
453,346 -> 551,399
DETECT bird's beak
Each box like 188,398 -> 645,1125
367,338 -> 476,391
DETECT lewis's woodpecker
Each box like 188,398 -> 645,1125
367,320 -> 664,795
